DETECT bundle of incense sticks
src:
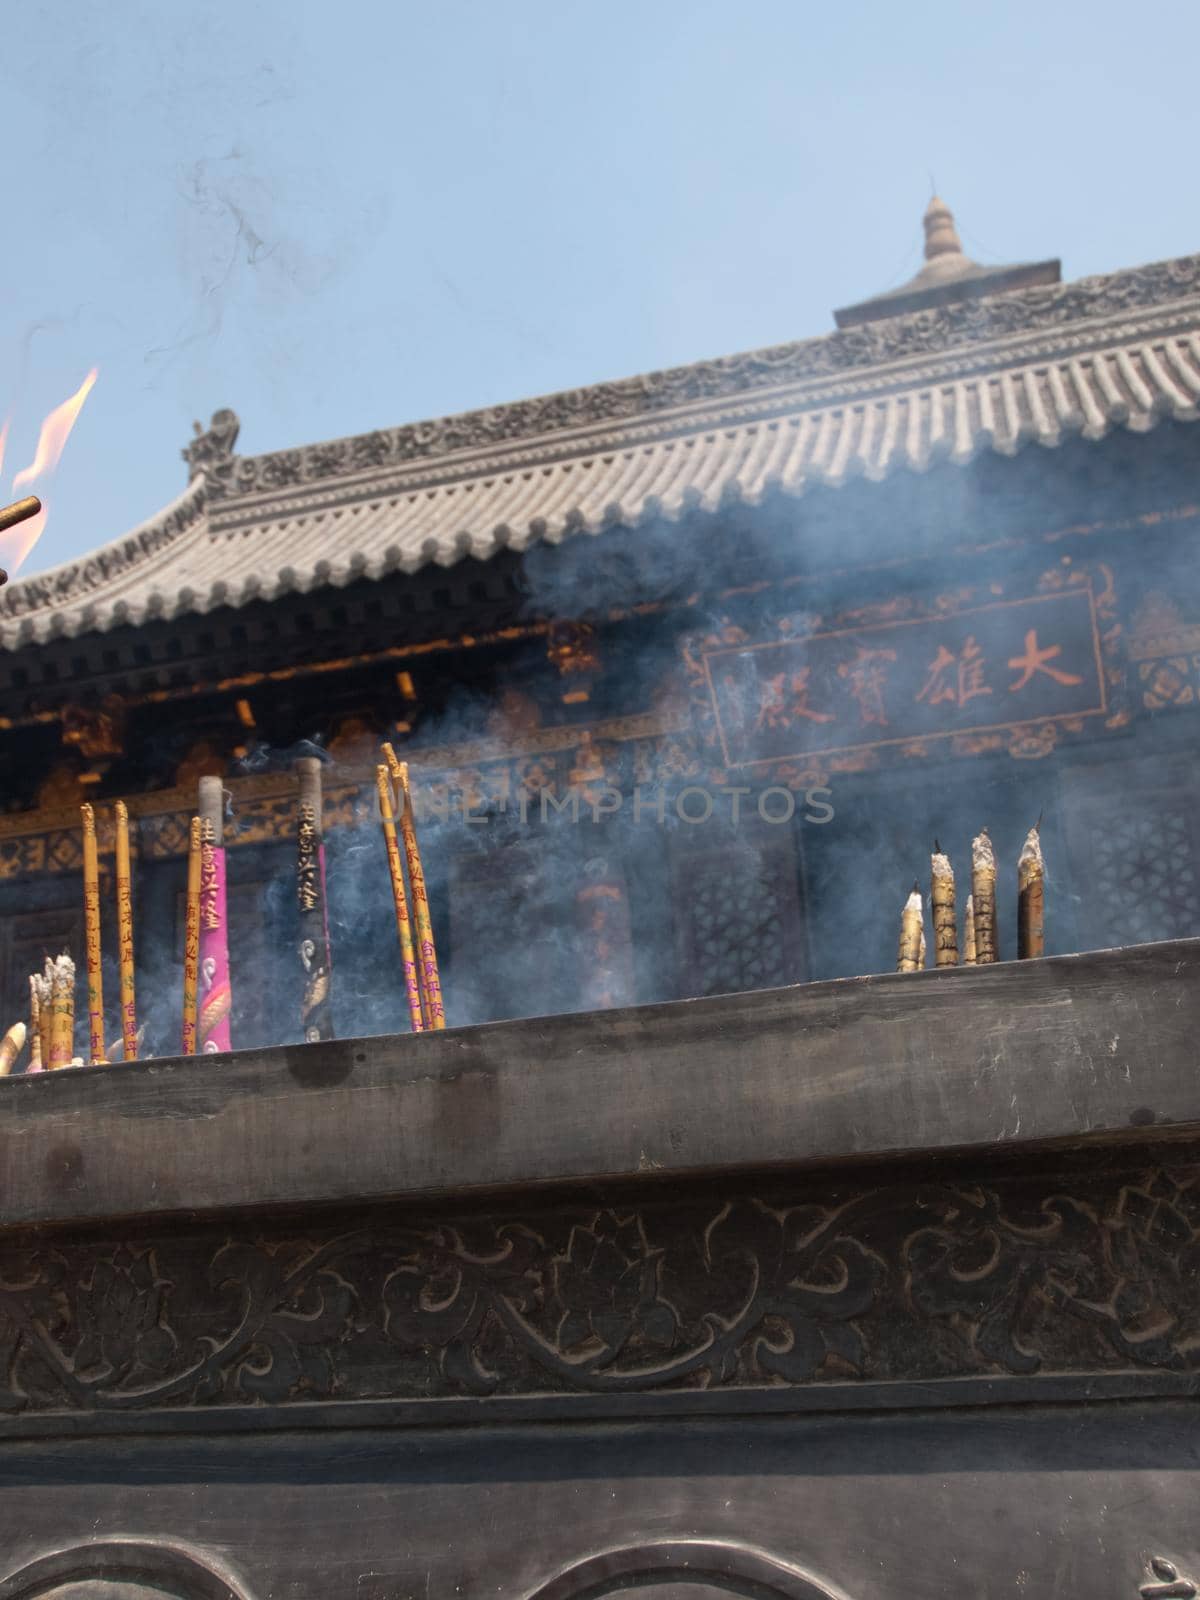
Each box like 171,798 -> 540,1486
9,958 -> 88,1073
196,777 -> 233,1054
379,744 -> 445,1030
893,822 -> 1047,973
295,757 -> 335,1042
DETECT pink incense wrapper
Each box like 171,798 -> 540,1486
198,838 -> 233,1053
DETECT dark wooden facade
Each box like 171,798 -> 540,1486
3,424 -> 1200,1051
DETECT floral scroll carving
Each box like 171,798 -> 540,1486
4,1164 -> 1200,1417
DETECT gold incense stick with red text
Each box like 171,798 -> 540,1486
80,803 -> 107,1063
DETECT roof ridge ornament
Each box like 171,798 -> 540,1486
834,194 -> 1061,328
183,409 -> 241,493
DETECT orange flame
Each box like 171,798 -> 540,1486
12,368 -> 98,492
2,369 -> 97,576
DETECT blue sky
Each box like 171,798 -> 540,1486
2,0 -> 1195,576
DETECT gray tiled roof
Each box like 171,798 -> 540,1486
3,250 -> 1199,648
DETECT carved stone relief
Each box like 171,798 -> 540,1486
3,1161 -> 1200,1419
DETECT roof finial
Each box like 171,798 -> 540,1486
923,194 -> 963,261
833,191 -> 1060,328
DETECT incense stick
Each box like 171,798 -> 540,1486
47,954 -> 76,1069
1017,824 -> 1045,959
930,841 -> 958,967
897,883 -> 924,973
182,816 -> 201,1054
296,758 -> 335,1042
376,765 -> 425,1033
0,1021 -> 25,1076
383,749 -> 445,1029
27,975 -> 44,1072
114,802 -> 138,1060
197,777 -> 233,1054
971,831 -> 998,965
80,803 -> 107,1064
35,965 -> 52,1069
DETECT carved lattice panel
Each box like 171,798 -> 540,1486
671,832 -> 806,998
1089,803 -> 1200,946
1063,752 -> 1200,951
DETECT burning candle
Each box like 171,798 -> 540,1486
971,831 -> 998,964
1017,823 -> 1045,959
80,803 -> 107,1064
181,816 -> 202,1054
114,801 -> 138,1061
295,758 -> 335,1042
47,953 -> 76,1069
376,765 -> 425,1034
896,882 -> 924,973
930,841 -> 958,967
383,746 -> 445,1029
197,776 -> 233,1054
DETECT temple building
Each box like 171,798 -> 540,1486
2,199 -> 1199,1051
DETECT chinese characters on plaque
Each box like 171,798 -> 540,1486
704,588 -> 1105,766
